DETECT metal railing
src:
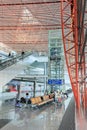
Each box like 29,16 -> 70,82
0,51 -> 32,71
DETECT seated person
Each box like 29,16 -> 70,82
25,93 -> 30,107
20,97 -> 26,103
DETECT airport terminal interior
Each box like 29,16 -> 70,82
0,0 -> 87,130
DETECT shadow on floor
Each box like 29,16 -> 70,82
0,119 -> 11,129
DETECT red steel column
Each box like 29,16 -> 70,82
61,0 -> 80,108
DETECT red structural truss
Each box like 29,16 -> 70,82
61,0 -> 87,109
61,0 -> 80,108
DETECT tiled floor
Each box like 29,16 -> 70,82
0,101 -> 64,130
0,94 -> 73,130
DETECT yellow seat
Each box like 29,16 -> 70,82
31,98 -> 36,105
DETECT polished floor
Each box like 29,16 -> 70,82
0,95 -> 72,130
76,107 -> 87,130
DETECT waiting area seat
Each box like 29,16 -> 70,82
30,93 -> 54,108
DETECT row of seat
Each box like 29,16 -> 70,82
30,93 -> 54,108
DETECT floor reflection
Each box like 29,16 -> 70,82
0,101 -> 65,130
0,96 -> 73,130
76,107 -> 87,130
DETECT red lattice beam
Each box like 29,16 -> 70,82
61,0 -> 80,108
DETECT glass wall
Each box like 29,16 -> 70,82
48,30 -> 65,91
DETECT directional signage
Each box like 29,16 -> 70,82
48,79 -> 64,85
